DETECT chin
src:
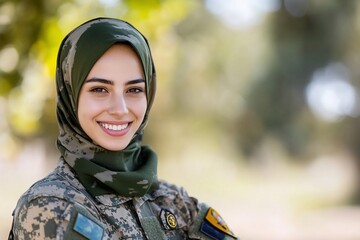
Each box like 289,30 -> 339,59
102,146 -> 126,151
99,142 -> 129,151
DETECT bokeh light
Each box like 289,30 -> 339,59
306,63 -> 358,122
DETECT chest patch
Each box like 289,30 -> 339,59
160,208 -> 178,230
73,212 -> 104,240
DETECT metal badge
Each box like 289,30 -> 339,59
159,208 -> 177,230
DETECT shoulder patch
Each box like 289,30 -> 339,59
73,212 -> 104,240
201,207 -> 237,239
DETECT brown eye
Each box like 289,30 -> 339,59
128,87 -> 144,93
90,87 -> 108,93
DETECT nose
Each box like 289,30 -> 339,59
108,93 -> 129,115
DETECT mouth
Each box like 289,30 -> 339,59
98,122 -> 130,131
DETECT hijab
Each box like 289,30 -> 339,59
56,17 -> 157,197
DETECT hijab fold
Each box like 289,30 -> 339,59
56,18 -> 157,197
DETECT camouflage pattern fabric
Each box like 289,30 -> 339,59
10,159 -> 237,239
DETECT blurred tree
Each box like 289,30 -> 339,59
232,0 -> 360,203
236,0 -> 358,157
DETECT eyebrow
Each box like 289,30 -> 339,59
85,78 -> 145,85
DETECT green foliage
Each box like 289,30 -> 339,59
238,1 -> 359,157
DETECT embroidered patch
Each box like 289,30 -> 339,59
73,212 -> 104,240
200,221 -> 225,240
204,207 -> 237,239
159,208 -> 177,230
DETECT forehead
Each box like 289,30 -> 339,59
98,44 -> 140,61
86,44 -> 145,81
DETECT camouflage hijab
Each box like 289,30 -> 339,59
56,18 -> 157,197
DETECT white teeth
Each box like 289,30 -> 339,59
100,123 -> 128,131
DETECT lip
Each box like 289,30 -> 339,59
97,121 -> 132,137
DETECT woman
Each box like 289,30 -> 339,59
9,17 -> 237,240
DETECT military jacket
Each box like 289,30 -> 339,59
9,159 -> 237,240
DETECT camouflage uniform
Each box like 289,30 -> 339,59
10,158 -> 237,239
9,18 -> 238,240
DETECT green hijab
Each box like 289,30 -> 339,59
56,18 -> 157,197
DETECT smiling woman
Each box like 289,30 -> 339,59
8,17 -> 238,240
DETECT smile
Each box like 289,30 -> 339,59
99,122 -> 129,131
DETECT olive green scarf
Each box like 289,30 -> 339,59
56,18 -> 157,197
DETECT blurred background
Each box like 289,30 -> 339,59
1,0 -> 360,239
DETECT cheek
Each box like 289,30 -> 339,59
78,98 -> 102,126
129,98 -> 147,125
138,99 -> 148,120
77,104 -> 89,130
77,91 -> 88,125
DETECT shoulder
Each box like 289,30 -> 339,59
12,164 -> 93,219
19,171 -> 77,203
12,171 -> 77,222
188,204 -> 238,240
11,172 -> 102,239
14,166 -> 99,217
147,180 -> 197,226
151,180 -> 199,212
150,180 -> 238,240
154,179 -> 192,198
17,159 -> 94,207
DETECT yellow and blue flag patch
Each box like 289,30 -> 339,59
200,207 -> 237,240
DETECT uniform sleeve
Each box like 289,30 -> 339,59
173,186 -> 238,239
159,182 -> 238,239
12,196 -> 69,240
188,202 -> 238,240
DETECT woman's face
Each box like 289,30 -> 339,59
78,44 -> 147,151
